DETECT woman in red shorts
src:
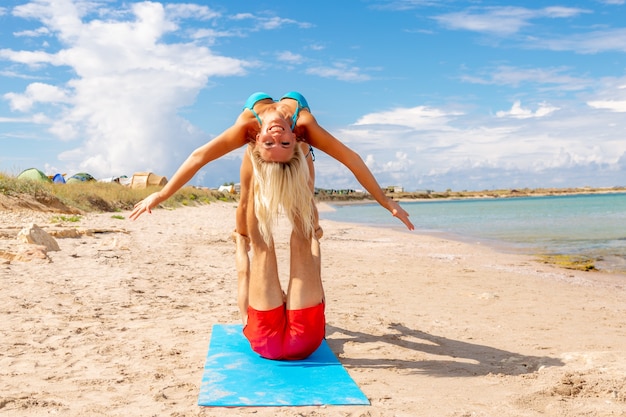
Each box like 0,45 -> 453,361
130,92 -> 414,360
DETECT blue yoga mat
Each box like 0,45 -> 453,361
198,324 -> 370,407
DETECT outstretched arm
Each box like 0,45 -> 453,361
300,113 -> 415,230
129,115 -> 251,220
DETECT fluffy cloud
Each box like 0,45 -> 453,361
316,89 -> 626,190
496,101 -> 559,119
3,0 -> 247,178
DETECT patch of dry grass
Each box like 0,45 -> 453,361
0,172 -> 237,213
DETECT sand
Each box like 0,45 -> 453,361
1,202 -> 625,417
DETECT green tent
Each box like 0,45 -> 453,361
16,168 -> 52,182
66,172 -> 96,184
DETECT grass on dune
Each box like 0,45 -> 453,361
0,172 -> 237,214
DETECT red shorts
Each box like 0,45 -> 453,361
243,302 -> 325,360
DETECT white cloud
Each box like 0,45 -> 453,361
4,82 -> 70,111
191,27 -> 240,42
0,49 -> 57,67
323,89 -> 626,190
14,27 -> 51,37
0,113 -> 50,123
276,51 -> 304,64
164,3 -> 219,20
371,0 -> 447,12
308,44 -> 325,51
540,6 -> 586,18
586,79 -> 626,112
587,100 -> 626,112
229,12 -> 312,31
354,106 -> 461,129
306,62 -> 371,82
496,101 -> 559,119
462,65 -> 590,91
539,28 -> 626,54
2,0 -> 248,178
432,5 -> 624,55
433,6 -> 588,36
434,7 -> 534,35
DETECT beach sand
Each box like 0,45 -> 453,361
1,202 -> 625,417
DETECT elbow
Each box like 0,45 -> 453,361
347,149 -> 366,167
188,148 -> 209,168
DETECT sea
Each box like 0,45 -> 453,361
319,193 -> 626,275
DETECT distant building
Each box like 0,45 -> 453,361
386,185 -> 404,193
314,188 -> 356,195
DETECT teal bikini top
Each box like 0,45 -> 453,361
243,91 -> 310,131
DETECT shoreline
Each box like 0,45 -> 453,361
316,187 -> 626,205
317,198 -> 626,276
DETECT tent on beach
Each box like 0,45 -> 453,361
99,175 -> 128,184
52,173 -> 66,184
218,184 -> 235,194
66,172 -> 96,184
16,168 -> 52,183
130,172 -> 168,189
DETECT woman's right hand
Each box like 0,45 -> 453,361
388,200 -> 415,231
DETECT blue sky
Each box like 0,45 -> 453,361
1,0 -> 626,191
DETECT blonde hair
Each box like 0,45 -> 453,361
250,144 -> 315,243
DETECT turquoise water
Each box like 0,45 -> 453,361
320,193 -> 626,274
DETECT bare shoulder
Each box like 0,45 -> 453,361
295,111 -> 321,137
295,111 -> 348,153
233,110 -> 261,142
297,110 -> 318,125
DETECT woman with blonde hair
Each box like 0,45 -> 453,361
130,91 -> 414,360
